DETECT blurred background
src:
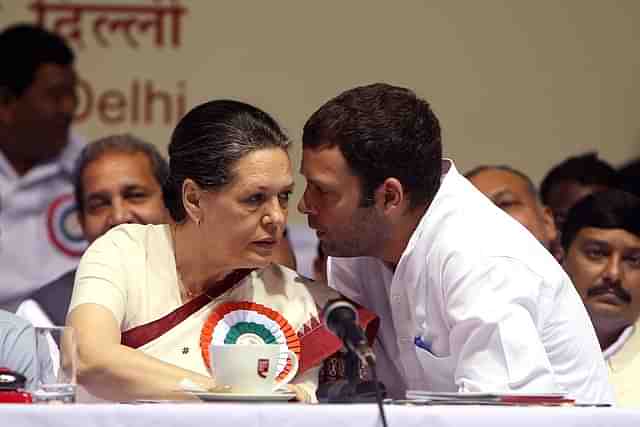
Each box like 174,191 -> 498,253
2,0 -> 639,230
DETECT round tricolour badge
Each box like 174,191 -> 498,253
47,194 -> 87,257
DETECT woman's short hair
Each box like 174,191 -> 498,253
561,188 -> 640,251
163,100 -> 289,222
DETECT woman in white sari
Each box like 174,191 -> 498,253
68,100 -> 375,402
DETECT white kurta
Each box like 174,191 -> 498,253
69,224 -> 328,400
0,134 -> 86,309
604,321 -> 640,407
328,160 -> 614,404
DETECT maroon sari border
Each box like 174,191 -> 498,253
121,269 -> 253,349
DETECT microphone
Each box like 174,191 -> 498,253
323,299 -> 376,367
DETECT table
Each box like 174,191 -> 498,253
2,403 -> 639,427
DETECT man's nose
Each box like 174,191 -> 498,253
107,199 -> 135,227
602,255 -> 622,283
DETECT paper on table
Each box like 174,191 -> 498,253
405,390 -> 575,406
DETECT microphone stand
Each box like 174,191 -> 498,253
342,350 -> 361,401
334,351 -> 389,427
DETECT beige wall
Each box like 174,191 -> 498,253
2,0 -> 639,225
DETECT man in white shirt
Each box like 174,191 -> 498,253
0,24 -> 84,310
297,83 -> 613,403
561,189 -> 640,407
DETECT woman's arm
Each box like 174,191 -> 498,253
68,303 -> 218,401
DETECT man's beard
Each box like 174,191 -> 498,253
320,206 -> 389,258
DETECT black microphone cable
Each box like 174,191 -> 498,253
368,358 -> 389,427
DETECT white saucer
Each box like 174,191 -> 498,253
190,390 -> 296,402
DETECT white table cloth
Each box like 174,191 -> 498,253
2,403 -> 639,427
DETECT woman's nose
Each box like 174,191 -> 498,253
263,200 -> 286,232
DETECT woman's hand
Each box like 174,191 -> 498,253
69,303 -> 232,401
287,384 -> 310,403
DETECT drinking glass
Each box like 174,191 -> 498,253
31,326 -> 77,404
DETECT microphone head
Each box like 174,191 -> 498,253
323,299 -> 359,338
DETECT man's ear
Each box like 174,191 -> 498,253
541,204 -> 565,262
375,178 -> 405,214
541,205 -> 558,244
182,178 -> 203,224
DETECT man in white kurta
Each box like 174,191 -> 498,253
603,321 -> 640,407
0,134 -> 86,310
328,161 -> 614,404
1,24 -> 85,310
560,189 -> 640,407
299,83 -> 613,405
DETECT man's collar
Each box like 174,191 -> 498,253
394,158 -> 455,265
603,324 -> 635,360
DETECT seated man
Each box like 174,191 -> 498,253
0,24 -> 83,310
466,165 -> 559,260
562,189 -> 640,407
298,83 -> 613,403
31,134 -> 169,325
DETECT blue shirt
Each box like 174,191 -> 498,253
0,309 -> 37,389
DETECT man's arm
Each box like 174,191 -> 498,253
0,314 -> 38,390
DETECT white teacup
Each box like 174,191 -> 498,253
210,343 -> 299,394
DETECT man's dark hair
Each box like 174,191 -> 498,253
561,189 -> 640,251
465,164 -> 540,200
540,152 -> 619,205
618,157 -> 640,197
74,134 -> 169,214
163,99 -> 289,222
0,24 -> 74,99
302,83 -> 442,208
